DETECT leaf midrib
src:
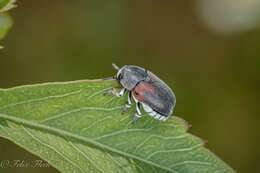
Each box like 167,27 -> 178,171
0,113 -> 178,173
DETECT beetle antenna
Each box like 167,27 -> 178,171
112,63 -> 120,71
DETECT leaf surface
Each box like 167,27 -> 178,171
0,79 -> 235,173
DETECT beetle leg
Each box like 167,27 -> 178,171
132,102 -> 142,123
136,102 -> 141,115
122,91 -> 132,114
104,88 -> 126,97
132,113 -> 142,123
119,88 -> 126,96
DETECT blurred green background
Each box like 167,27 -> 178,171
0,1 -> 259,173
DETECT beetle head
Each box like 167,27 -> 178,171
112,64 -> 148,90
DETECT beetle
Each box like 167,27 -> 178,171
104,64 -> 176,123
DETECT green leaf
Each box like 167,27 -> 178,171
0,0 -> 16,13
0,13 -> 13,40
0,79 -> 235,173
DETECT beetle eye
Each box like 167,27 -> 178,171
117,73 -> 123,80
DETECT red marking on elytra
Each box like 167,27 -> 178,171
133,82 -> 155,102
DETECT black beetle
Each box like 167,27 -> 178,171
105,64 -> 176,123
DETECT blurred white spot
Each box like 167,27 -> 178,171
196,0 -> 260,34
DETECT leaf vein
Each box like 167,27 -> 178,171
0,89 -> 83,110
87,87 -> 113,100
69,142 -> 106,173
146,143 -> 203,160
21,126 -> 85,173
81,116 -> 113,133
40,106 -> 122,123
106,153 -> 132,173
135,134 -> 189,152
170,160 -> 211,168
94,127 -> 154,141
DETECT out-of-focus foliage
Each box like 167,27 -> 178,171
0,0 -> 16,13
0,1 -> 258,173
197,0 -> 260,34
0,0 -> 16,48
0,13 -> 12,40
